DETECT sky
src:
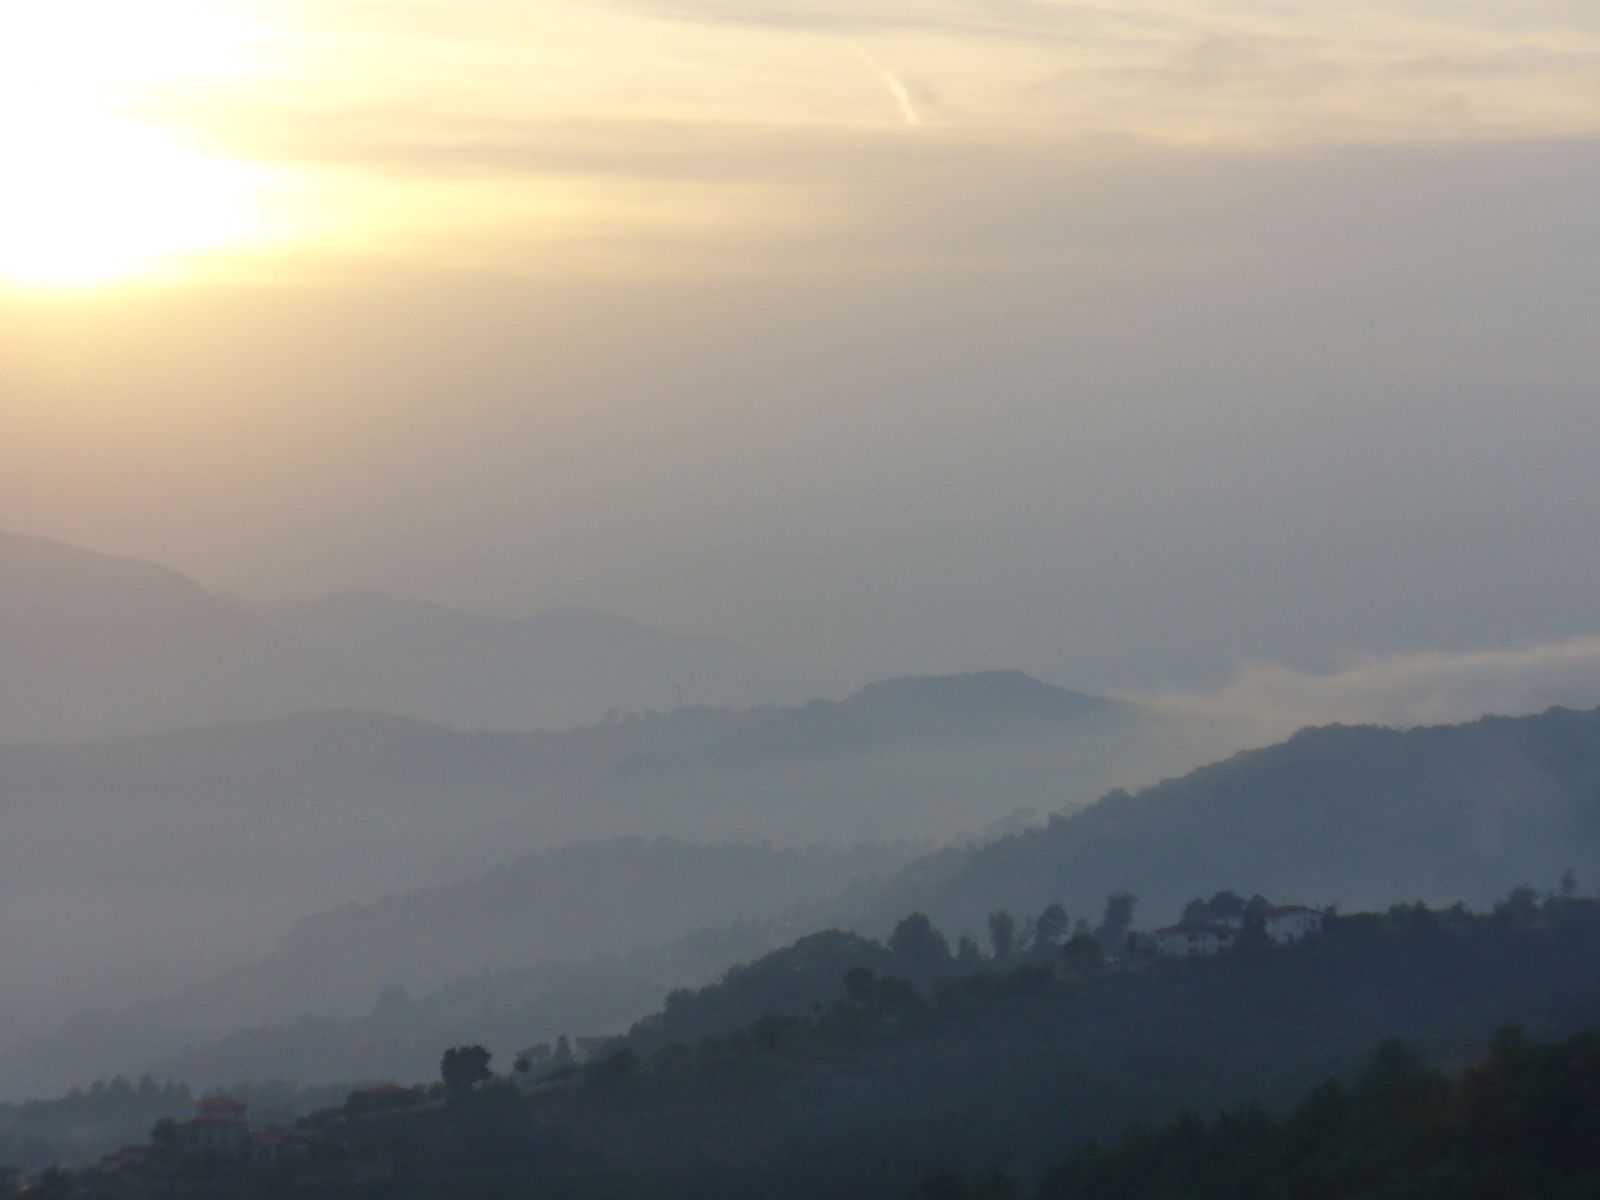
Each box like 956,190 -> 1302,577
2,0 -> 1599,692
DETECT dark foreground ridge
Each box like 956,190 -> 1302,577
921,1027 -> 1600,1200
18,887 -> 1600,1199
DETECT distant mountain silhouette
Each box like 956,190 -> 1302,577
0,529 -> 809,742
0,668 -> 1173,1075
694,671 -> 1134,766
261,591 -> 814,731
877,704 -> 1600,938
0,528 -> 351,743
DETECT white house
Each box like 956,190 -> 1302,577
1154,923 -> 1239,958
1263,905 -> 1324,945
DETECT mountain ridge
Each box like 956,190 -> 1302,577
871,701 -> 1600,938
0,662 -> 1167,1072
0,528 -> 812,743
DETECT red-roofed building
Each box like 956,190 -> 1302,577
178,1096 -> 251,1161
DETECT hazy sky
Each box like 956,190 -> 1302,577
2,0 -> 1598,690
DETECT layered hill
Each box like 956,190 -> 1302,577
0,529 -> 351,744
260,592 -> 813,731
0,529 -> 811,744
876,703 -> 1600,941
15,703 -> 1600,1103
0,670 -> 1167,1081
0,839 -> 914,1098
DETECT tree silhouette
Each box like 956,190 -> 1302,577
842,966 -> 879,1005
987,911 -> 1018,960
1095,893 -> 1137,951
1035,903 -> 1070,951
889,913 -> 953,982
440,1045 -> 493,1099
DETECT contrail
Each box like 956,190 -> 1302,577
853,45 -> 921,127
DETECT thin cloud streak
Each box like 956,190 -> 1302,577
1151,637 -> 1600,747
853,45 -> 922,127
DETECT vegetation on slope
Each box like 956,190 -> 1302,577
25,887 -> 1600,1199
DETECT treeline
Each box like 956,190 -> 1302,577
24,886 -> 1600,1199
629,894 -> 1136,1054
246,886 -> 1600,1200
912,1027 -> 1600,1199
0,1078 -> 191,1174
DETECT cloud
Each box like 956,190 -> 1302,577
853,46 -> 922,127
174,108 -> 934,180
1153,637 -> 1600,746
608,0 -> 1078,38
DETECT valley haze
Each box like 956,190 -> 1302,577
7,525 -> 1600,1096
3,0 -> 1599,1190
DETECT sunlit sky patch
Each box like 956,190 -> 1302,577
0,0 -> 1596,287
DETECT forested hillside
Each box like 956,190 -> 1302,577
34,891 -> 1598,1199
877,704 -> 1600,938
1023,1027 -> 1600,1200
355,895 -> 1600,1199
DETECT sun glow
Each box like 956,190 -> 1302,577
0,1 -> 272,289
0,109 -> 263,288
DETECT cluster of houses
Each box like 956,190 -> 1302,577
1148,904 -> 1325,958
173,1096 -> 320,1167
90,1096 -> 319,1181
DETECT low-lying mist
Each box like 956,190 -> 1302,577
1147,634 -> 1600,747
9,585 -> 1600,1106
0,671 -> 1200,1088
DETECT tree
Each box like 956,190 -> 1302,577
585,1047 -> 639,1090
440,1045 -> 493,1098
1017,917 -> 1038,956
843,965 -> 879,1005
1035,904 -> 1070,951
150,1116 -> 178,1155
750,1014 -> 800,1049
1182,897 -> 1208,923
1496,886 -> 1541,925
889,913 -> 953,982
1061,933 -> 1103,971
346,1084 -> 422,1118
513,1042 -> 551,1077
1096,893 -> 1137,951
876,976 -> 919,1006
988,911 -> 1018,960
1206,891 -> 1247,922
955,934 -> 985,970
